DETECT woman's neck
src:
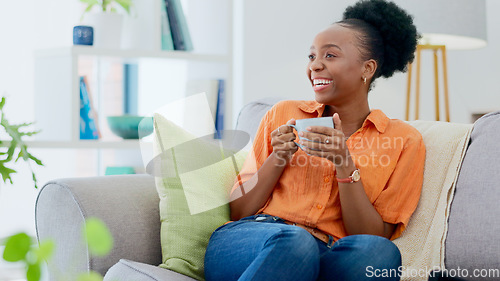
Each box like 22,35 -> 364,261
322,102 -> 371,138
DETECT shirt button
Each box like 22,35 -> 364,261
324,177 -> 330,183
316,204 -> 323,209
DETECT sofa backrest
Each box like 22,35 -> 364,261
235,97 -> 283,139
446,111 -> 500,275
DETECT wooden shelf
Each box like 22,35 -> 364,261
34,46 -> 229,63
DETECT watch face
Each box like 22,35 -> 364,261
352,170 -> 361,182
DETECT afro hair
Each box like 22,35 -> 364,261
340,0 -> 419,79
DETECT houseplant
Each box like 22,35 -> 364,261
80,0 -> 132,16
0,96 -> 42,188
0,96 -> 44,280
79,0 -> 133,49
0,96 -> 113,280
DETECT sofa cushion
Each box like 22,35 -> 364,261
152,113 -> 248,280
392,121 -> 472,281
446,111 -> 500,278
104,259 -> 197,281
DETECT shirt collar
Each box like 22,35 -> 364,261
363,109 -> 389,134
298,101 -> 389,134
298,100 -> 326,116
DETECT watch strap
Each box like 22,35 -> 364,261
336,169 -> 360,183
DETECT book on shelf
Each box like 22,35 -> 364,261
185,79 -> 224,138
80,76 -> 101,140
123,64 -> 139,115
215,79 -> 225,139
160,0 -> 175,51
164,0 -> 193,51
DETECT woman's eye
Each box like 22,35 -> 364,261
326,54 -> 336,58
308,54 -> 315,60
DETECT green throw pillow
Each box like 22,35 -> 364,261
153,113 -> 248,281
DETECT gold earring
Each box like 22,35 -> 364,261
363,77 -> 367,85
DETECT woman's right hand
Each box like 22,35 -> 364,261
270,119 -> 298,166
229,119 -> 297,220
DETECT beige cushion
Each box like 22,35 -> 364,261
393,121 -> 473,281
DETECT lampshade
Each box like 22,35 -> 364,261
396,0 -> 487,50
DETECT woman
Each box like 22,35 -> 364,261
205,0 -> 425,280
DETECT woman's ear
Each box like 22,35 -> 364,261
363,59 -> 377,80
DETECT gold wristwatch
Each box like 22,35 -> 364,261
336,169 -> 361,183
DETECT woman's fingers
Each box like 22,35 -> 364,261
274,141 -> 298,154
271,119 -> 299,163
272,119 -> 295,137
296,124 -> 348,164
299,128 -> 338,144
271,132 -> 296,146
299,135 -> 343,150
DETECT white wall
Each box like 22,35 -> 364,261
0,0 -> 82,240
238,0 -> 500,123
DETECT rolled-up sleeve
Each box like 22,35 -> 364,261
372,135 -> 426,240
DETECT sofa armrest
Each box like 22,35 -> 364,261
35,174 -> 161,280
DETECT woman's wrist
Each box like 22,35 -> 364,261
269,151 -> 290,169
334,153 -> 357,178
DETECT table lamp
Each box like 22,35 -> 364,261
399,0 -> 487,121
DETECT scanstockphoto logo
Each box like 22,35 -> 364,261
139,93 -> 256,215
366,266 -> 500,279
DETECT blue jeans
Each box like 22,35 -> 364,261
204,214 -> 401,281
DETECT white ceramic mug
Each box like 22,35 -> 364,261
289,117 -> 334,150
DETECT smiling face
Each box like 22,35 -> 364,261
307,24 -> 374,106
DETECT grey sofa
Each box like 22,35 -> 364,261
36,98 -> 500,281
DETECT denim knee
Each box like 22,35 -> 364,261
365,235 -> 401,268
267,226 -> 320,270
268,226 -> 319,258
318,235 -> 401,281
340,235 -> 401,267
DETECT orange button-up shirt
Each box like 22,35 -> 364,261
232,100 -> 425,240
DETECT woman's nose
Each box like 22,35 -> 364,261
309,60 -> 324,72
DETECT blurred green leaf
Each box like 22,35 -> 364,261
0,97 -> 5,110
28,152 -> 43,166
115,0 -> 132,13
102,0 -> 110,11
6,138 -> 18,162
84,4 -> 95,13
34,240 -> 55,262
26,263 -> 41,281
0,161 -> 16,184
31,171 -> 39,189
77,270 -> 103,281
79,0 -> 99,5
16,150 -> 43,166
84,218 -> 113,257
0,96 -> 44,188
3,232 -> 31,262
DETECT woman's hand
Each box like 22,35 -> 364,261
298,113 -> 350,166
270,119 -> 298,166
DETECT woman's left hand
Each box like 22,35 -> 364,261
298,113 -> 350,166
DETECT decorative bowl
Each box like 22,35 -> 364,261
107,115 -> 154,139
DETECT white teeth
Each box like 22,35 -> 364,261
313,79 -> 333,86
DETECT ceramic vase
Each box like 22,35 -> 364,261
85,13 -> 124,49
